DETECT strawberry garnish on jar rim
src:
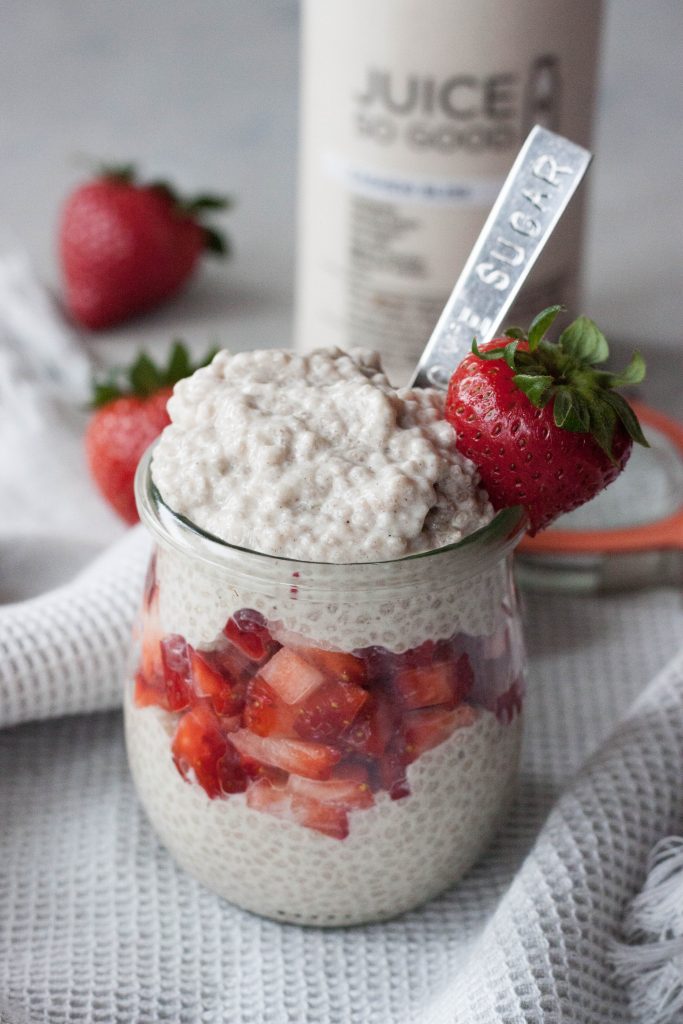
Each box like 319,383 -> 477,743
445,306 -> 649,535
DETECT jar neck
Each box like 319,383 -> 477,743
135,445 -> 528,596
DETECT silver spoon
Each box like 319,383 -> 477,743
410,125 -> 592,390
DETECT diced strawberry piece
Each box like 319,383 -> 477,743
288,763 -> 374,809
242,761 -> 289,785
140,632 -> 163,684
171,704 -> 228,799
377,742 -> 410,800
219,714 -> 242,734
246,777 -> 290,815
133,669 -> 166,709
160,634 -> 193,711
396,638 -> 439,670
244,676 -> 298,737
216,741 -> 248,794
393,652 -> 474,710
361,645 -> 399,687
260,648 -> 325,705
189,646 -> 247,716
296,647 -> 367,686
453,653 -> 475,703
291,794 -> 349,839
495,678 -> 524,723
403,704 -> 478,763
230,729 -> 341,780
134,631 -> 176,710
293,678 -> 368,743
342,692 -> 396,758
392,662 -> 455,710
246,779 -> 349,839
223,608 -> 280,663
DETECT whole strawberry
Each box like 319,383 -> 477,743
445,306 -> 648,534
86,342 -> 216,523
59,164 -> 231,329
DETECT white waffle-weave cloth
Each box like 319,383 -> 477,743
0,527 -> 149,729
0,584 -> 682,1024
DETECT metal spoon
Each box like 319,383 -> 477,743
410,125 -> 592,390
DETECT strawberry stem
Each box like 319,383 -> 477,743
471,307 -> 649,459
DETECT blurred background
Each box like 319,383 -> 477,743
0,0 -> 681,544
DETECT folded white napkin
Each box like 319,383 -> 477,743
0,526 -> 149,729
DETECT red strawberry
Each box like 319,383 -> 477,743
392,663 -> 455,711
59,164 -> 231,329
445,306 -> 648,534
159,634 -> 193,711
223,609 -> 280,664
85,342 -> 215,523
172,704 -> 241,799
259,648 -> 325,705
246,779 -> 349,839
189,646 -> 248,717
229,729 -> 341,780
296,647 -> 367,686
244,676 -> 299,737
392,652 -> 473,711
293,678 -> 368,743
342,692 -> 396,759
402,705 -> 478,763
287,764 -> 374,810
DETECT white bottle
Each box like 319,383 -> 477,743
295,0 -> 603,384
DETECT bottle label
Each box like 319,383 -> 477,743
295,0 -> 602,384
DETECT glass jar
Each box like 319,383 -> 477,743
125,448 -> 527,926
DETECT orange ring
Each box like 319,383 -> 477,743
518,402 -> 683,555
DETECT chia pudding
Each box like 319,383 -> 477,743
125,347 -> 526,925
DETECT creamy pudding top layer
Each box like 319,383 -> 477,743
151,347 -> 493,563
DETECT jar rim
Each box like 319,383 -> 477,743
135,445 -> 527,590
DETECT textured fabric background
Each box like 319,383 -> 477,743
1,582 -> 681,1024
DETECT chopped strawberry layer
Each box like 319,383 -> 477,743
244,676 -> 299,737
293,678 -> 368,742
393,662 -> 455,710
133,602 -> 521,839
288,763 -> 374,810
403,705 -> 478,763
172,704 -> 232,799
133,669 -> 165,709
247,779 -> 349,839
296,647 -> 367,686
189,646 -> 246,716
224,609 -> 280,664
160,634 -> 193,711
341,692 -> 395,758
260,648 -> 325,705
229,729 -> 341,780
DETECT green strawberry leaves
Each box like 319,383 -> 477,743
527,304 -> 563,350
91,340 -> 218,408
513,373 -> 554,406
97,162 -> 233,259
557,315 -> 609,364
470,306 -> 649,460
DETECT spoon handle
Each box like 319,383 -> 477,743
410,126 -> 592,390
